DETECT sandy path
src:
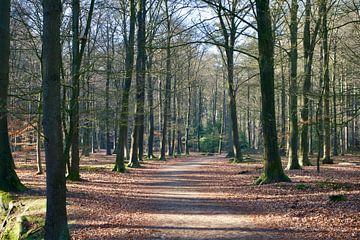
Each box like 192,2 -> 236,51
140,156 -> 266,240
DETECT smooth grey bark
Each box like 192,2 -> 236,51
129,0 -> 146,167
42,0 -> 70,238
321,0 -> 333,164
287,0 -> 301,170
299,0 -> 320,166
160,0 -> 172,160
114,0 -> 136,171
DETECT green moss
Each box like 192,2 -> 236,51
1,198 -> 46,240
255,173 -> 291,185
316,182 -> 351,190
295,183 -> 310,190
329,194 -> 347,202
0,191 -> 13,209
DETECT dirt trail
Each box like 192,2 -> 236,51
140,156 -> 266,240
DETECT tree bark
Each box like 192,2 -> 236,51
287,0 -> 301,170
114,0 -> 136,171
321,0 -> 333,164
146,56 -> 155,159
185,85 -> 191,155
300,0 -> 320,166
42,0 -> 70,238
160,0 -> 172,161
0,0 -> 25,192
67,0 -> 95,181
332,39 -> 338,156
129,0 -> 146,168
255,0 -> 290,184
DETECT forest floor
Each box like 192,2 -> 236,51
9,151 -> 360,239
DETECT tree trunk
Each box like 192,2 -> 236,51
105,33 -> 112,156
129,0 -> 146,168
299,0 -> 319,166
197,87 -> 202,152
287,0 -> 301,170
255,0 -> 290,184
42,0 -> 70,238
67,0 -> 95,181
114,0 -> 136,171
185,85 -> 191,155
36,93 -> 43,174
0,0 -> 25,192
160,0 -> 172,161
332,39 -> 338,156
219,89 -> 226,154
146,56 -> 155,159
321,0 -> 333,164
226,49 -> 243,162
279,43 -> 287,155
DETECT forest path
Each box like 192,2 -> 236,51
140,156 -> 265,240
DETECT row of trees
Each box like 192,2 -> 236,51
0,0 -> 359,238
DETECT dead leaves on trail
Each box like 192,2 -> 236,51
13,152 -> 360,239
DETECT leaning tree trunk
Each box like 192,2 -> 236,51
42,0 -> 70,238
255,0 -> 290,184
0,0 -> 25,192
287,0 -> 301,170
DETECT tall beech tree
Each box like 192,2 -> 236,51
129,0 -> 146,167
42,0 -> 70,238
299,0 -> 320,166
287,0 -> 301,170
202,0 -> 244,162
255,0 -> 290,184
66,0 -> 95,181
114,0 -> 136,171
320,0 -> 333,164
160,0 -> 172,161
0,0 -> 25,192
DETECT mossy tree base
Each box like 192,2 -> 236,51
112,163 -> 126,173
158,156 -> 166,161
322,156 -> 334,164
231,157 -> 243,164
0,171 -> 26,192
66,173 -> 81,182
147,155 -> 157,160
300,161 -> 312,167
256,173 -> 291,185
286,164 -> 302,170
127,161 -> 141,168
